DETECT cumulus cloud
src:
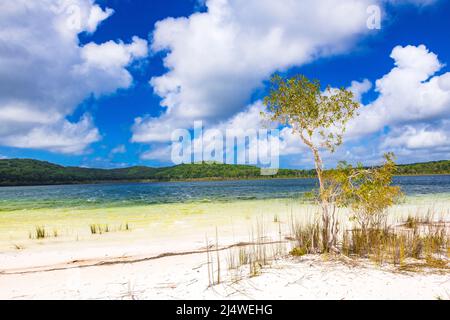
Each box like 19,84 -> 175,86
132,0 -> 379,145
141,44 -> 450,165
348,79 -> 372,102
0,0 -> 148,154
133,0 -> 441,164
336,45 -> 450,163
348,45 -> 450,139
0,115 -> 100,154
382,124 -> 449,150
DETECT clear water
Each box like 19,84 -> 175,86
0,176 -> 449,211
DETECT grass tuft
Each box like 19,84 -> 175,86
90,223 -> 131,235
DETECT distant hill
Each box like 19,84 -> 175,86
0,159 -> 312,186
0,158 -> 448,187
396,160 -> 450,176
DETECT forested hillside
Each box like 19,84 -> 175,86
0,159 -> 448,186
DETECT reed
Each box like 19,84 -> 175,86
90,223 -> 131,235
29,226 -> 54,240
224,219 -> 289,282
204,230 -> 222,286
215,227 -> 221,285
289,214 -> 321,254
288,211 -> 449,269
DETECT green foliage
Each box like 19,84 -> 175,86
290,246 -> 308,257
263,74 -> 359,153
29,226 -> 51,240
0,158 -> 449,187
0,159 -> 311,186
396,160 -> 450,175
325,153 -> 403,229
263,74 -> 360,252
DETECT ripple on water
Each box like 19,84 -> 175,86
0,176 -> 449,211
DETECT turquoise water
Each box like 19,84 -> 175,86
0,176 -> 449,211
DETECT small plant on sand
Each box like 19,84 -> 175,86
36,226 -> 46,239
273,214 -> 279,223
290,246 -> 307,257
90,224 -> 111,235
289,215 -> 321,254
119,223 -> 131,232
249,260 -> 262,277
224,219 -> 289,282
205,229 -> 222,286
326,153 -> 403,232
405,215 -> 419,229
29,226 -> 60,240
90,223 -> 131,235
341,218 -> 449,268
29,226 -> 48,240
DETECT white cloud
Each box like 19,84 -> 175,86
340,45 -> 450,163
141,145 -> 172,161
139,100 -> 308,164
0,114 -> 100,155
348,79 -> 372,102
142,44 -> 450,165
86,4 -> 114,32
133,0 -> 379,145
0,0 -> 148,154
348,45 -> 450,139
111,144 -> 127,155
142,43 -> 450,167
133,0 -> 440,165
382,124 -> 449,150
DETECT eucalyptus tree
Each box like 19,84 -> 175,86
263,75 -> 359,251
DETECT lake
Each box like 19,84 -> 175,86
1,175 -> 449,211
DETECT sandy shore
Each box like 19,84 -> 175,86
1,251 -> 449,300
0,198 -> 449,300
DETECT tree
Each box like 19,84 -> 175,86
263,74 -> 359,252
325,153 -> 403,231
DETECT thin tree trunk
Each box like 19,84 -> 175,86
300,132 -> 338,253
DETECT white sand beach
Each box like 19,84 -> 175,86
0,197 -> 449,300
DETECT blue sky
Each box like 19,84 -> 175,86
0,0 -> 449,169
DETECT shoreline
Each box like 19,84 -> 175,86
1,173 -> 450,188
1,195 -> 449,300
0,197 -> 449,299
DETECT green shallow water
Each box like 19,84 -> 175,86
0,176 -> 448,249
0,176 -> 449,211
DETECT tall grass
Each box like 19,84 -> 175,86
210,210 -> 448,285
288,212 -> 449,269
205,231 -> 222,286
90,223 -> 131,235
90,224 -> 110,235
224,219 -> 289,282
289,213 -> 322,254
29,226 -> 59,240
